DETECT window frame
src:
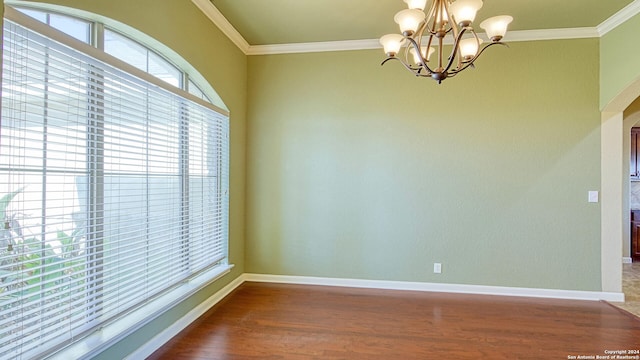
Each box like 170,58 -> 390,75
9,4 -> 220,108
0,6 -> 232,359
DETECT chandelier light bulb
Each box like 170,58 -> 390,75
459,37 -> 483,60
394,9 -> 426,36
449,0 -> 483,27
410,46 -> 436,64
480,15 -> 513,42
380,34 -> 406,56
403,0 -> 428,10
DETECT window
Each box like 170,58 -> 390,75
0,7 -> 229,359
188,79 -> 214,103
12,6 -> 214,100
14,7 -> 91,43
104,29 -> 182,88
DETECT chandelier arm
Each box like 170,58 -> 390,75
380,56 -> 427,77
473,41 -> 508,62
458,29 -> 478,70
424,24 -> 455,37
425,31 -> 435,58
409,23 -> 429,70
448,42 -> 508,75
415,17 -> 428,39
412,67 -> 434,77
423,0 -> 438,35
442,27 -> 470,75
435,0 -> 445,31
406,36 -> 436,75
455,29 -> 480,73
443,0 -> 455,34
433,1 -> 442,33
437,34 -> 445,71
404,38 -> 420,71
428,1 -> 451,37
448,61 -> 473,76
380,57 -> 397,67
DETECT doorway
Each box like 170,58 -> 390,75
621,115 -> 640,316
601,83 -> 640,295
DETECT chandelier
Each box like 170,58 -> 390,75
379,0 -> 513,83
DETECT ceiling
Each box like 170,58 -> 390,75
209,0 -> 635,46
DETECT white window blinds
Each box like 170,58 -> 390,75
0,13 -> 229,359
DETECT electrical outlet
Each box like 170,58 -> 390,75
434,263 -> 442,274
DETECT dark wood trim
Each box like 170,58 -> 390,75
632,211 -> 640,263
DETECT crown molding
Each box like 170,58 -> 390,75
246,28 -> 600,56
502,28 -> 600,42
247,39 -> 381,55
598,0 -> 640,36
191,0 -> 250,54
195,0 -> 639,56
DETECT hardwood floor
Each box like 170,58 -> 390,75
148,282 -> 640,360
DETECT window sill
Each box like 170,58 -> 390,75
48,264 -> 234,360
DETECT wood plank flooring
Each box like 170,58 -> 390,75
148,282 -> 640,360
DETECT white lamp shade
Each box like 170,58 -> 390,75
380,34 -> 406,55
394,9 -> 426,34
409,46 -> 436,63
459,37 -> 483,58
449,0 -> 483,25
480,15 -> 513,40
403,0 -> 428,10
426,46 -> 436,60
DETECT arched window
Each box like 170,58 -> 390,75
11,5 -> 223,108
0,6 -> 230,359
103,28 -> 183,87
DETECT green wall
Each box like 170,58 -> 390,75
601,12 -> 640,109
246,39 -> 602,291
2,1 -> 247,359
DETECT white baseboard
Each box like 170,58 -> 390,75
623,257 -> 633,264
244,273 -> 626,302
127,272 -> 626,358
125,274 -> 247,360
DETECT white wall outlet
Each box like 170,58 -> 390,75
433,263 -> 442,274
588,191 -> 599,203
